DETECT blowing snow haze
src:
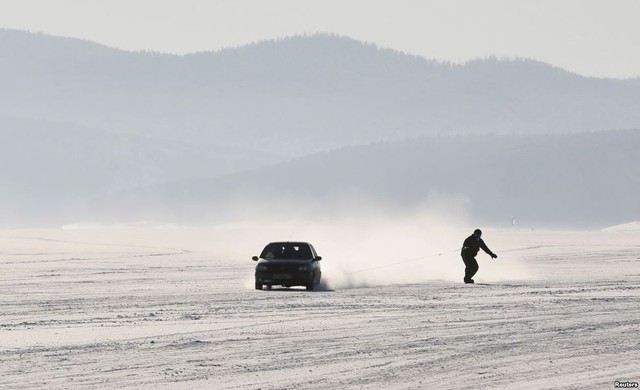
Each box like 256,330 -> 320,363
1,29 -> 639,227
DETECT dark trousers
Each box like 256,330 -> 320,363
461,255 -> 479,281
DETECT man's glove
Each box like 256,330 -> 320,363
491,253 -> 498,259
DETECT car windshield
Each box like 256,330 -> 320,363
260,243 -> 313,260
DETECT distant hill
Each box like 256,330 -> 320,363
2,29 -> 640,227
0,117 -> 280,225
2,29 -> 640,157
128,130 -> 640,228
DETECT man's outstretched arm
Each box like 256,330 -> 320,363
480,240 -> 498,258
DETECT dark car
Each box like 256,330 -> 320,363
253,242 -> 322,290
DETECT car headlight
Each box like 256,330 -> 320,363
257,265 -> 268,271
298,265 -> 309,271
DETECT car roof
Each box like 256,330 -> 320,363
268,241 -> 312,246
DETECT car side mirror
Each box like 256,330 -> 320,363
252,256 -> 259,261
315,256 -> 322,261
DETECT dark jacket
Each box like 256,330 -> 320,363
461,235 -> 494,258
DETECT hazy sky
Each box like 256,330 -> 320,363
1,0 -> 639,78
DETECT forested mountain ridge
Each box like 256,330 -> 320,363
3,29 -> 640,154
2,29 -> 639,227
114,130 -> 640,228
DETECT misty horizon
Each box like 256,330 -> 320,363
1,29 -> 639,229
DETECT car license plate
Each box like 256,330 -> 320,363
273,273 -> 292,279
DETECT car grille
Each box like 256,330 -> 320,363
266,264 -> 298,272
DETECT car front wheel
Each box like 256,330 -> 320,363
255,280 -> 262,290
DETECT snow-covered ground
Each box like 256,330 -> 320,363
1,223 -> 639,389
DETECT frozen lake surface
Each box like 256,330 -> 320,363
1,225 -> 639,389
